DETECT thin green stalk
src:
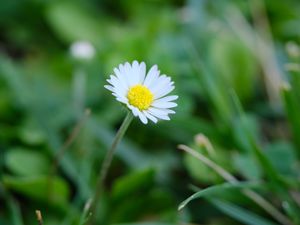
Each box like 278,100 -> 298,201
178,144 -> 294,225
48,108 -> 91,201
87,111 -> 133,225
0,182 -> 24,225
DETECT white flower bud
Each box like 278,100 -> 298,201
70,41 -> 95,60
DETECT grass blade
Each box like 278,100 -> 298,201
178,181 -> 259,210
210,199 -> 277,225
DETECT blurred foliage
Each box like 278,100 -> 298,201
1,0 -> 300,225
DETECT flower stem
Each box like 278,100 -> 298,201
87,111 -> 133,224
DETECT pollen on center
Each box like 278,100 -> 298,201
127,84 -> 154,110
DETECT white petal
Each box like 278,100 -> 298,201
164,109 -> 176,114
157,114 -> 170,120
106,75 -> 116,86
114,83 -> 127,97
127,104 -> 139,117
148,111 -> 170,121
116,96 -> 128,104
143,110 -> 158,123
143,65 -> 159,87
155,95 -> 178,103
104,85 -> 114,91
154,85 -> 175,99
131,61 -> 140,85
139,62 -> 146,83
152,101 -> 177,108
149,75 -> 170,93
137,111 -> 148,124
124,62 -> 135,86
115,86 -> 127,98
107,75 -> 120,88
148,107 -> 170,116
114,67 -> 129,90
109,76 -> 127,97
118,64 -> 130,87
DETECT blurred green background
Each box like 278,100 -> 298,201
1,0 -> 300,225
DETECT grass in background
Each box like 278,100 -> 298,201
0,0 -> 300,225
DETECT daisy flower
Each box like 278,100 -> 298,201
70,40 -> 95,60
104,61 -> 178,124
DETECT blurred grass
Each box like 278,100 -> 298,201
1,0 -> 300,225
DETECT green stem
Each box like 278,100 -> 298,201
87,111 -> 133,224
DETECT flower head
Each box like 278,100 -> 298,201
70,40 -> 95,60
105,61 -> 178,124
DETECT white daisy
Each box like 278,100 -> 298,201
104,61 -> 178,124
70,40 -> 95,60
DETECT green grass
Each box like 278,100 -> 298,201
1,0 -> 300,225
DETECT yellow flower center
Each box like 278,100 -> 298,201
127,84 -> 154,110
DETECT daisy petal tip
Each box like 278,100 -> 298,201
113,67 -> 119,74
151,64 -> 158,71
118,63 -> 124,69
162,116 -> 170,121
171,103 -> 178,108
125,62 -> 131,67
140,117 -> 148,124
104,85 -> 113,91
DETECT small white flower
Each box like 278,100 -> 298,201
70,41 -> 95,60
105,61 -> 178,124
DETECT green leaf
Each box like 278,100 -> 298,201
264,141 -> 297,176
230,91 -> 300,220
112,168 -> 155,201
18,119 -> 46,145
230,91 -> 283,184
111,188 -> 175,223
3,175 -> 69,207
232,113 -> 260,153
209,31 -> 257,101
45,1 -> 102,43
281,85 -> 300,154
184,150 -> 220,184
7,195 -> 24,225
178,181 -> 259,210
233,153 -> 262,180
287,58 -> 300,103
186,40 -> 232,123
113,223 -> 174,225
5,147 -> 50,176
184,143 -> 233,184
210,199 -> 277,225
